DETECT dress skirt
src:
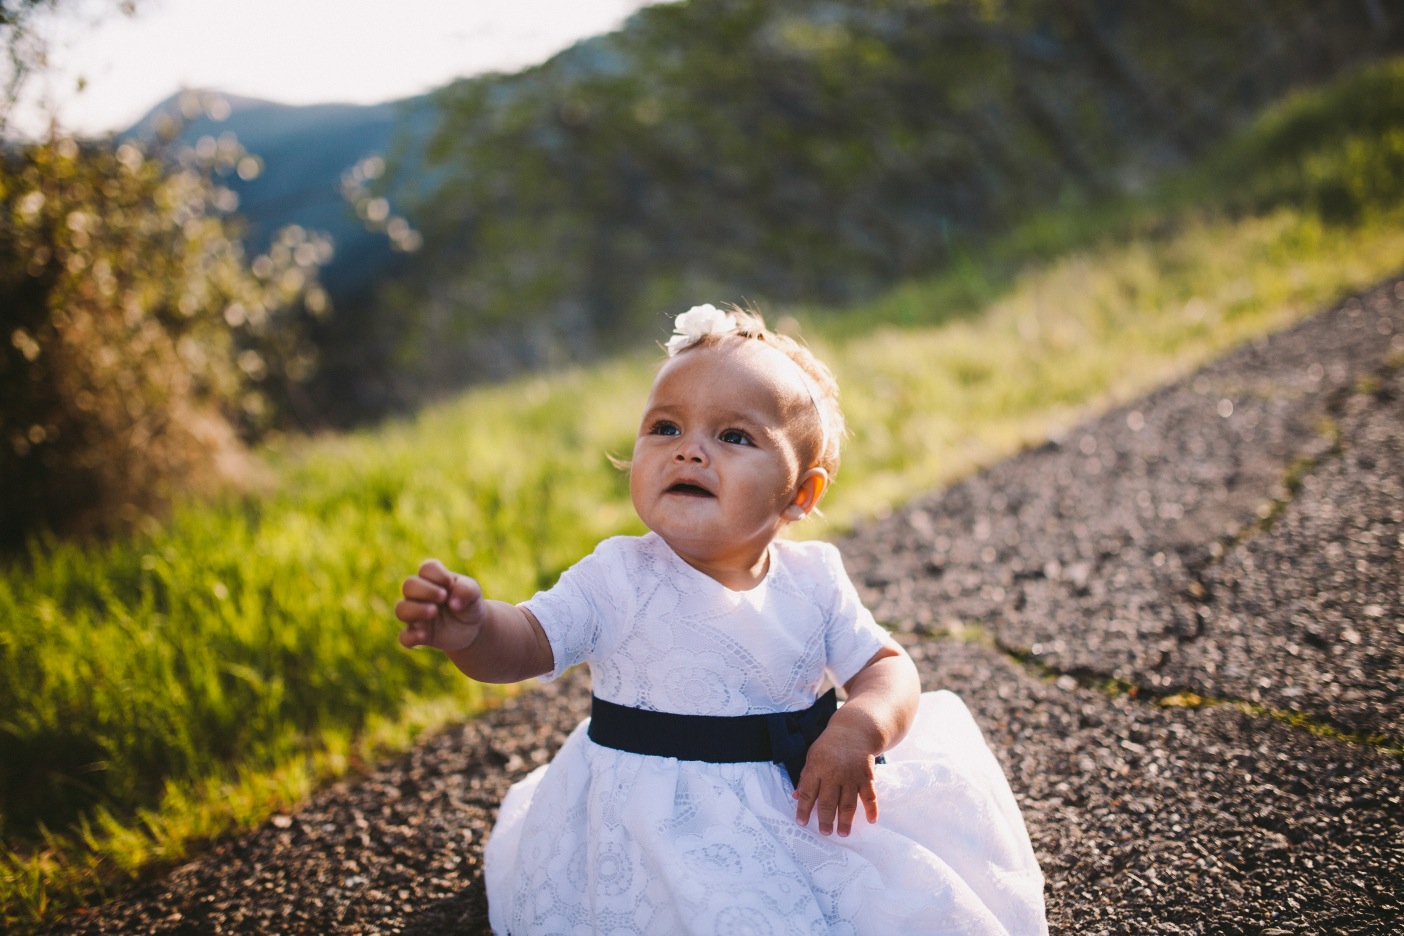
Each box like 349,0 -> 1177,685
484,690 -> 1047,935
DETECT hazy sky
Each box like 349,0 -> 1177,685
14,0 -> 666,137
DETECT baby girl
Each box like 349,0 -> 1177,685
396,305 -> 1047,934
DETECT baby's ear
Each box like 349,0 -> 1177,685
783,468 -> 829,521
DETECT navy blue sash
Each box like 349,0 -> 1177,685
587,688 -> 840,786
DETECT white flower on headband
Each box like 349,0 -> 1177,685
665,304 -> 736,356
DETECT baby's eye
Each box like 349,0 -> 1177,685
649,421 -> 680,437
719,428 -> 753,446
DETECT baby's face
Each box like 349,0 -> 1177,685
630,341 -> 815,578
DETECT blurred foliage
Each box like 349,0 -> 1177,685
0,130 -> 329,546
1196,56 -> 1404,223
376,0 -> 1400,400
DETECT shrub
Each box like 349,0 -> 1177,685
0,132 -> 328,546
1204,56 -> 1404,221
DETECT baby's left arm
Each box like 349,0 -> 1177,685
793,637 -> 920,836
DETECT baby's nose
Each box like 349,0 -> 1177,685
673,438 -> 707,462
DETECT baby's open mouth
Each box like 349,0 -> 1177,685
666,482 -> 714,497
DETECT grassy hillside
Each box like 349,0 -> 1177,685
5,56 -> 1404,931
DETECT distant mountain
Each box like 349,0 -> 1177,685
123,89 -> 440,302
115,24 -> 626,317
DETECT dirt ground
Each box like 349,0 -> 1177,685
45,276 -> 1404,935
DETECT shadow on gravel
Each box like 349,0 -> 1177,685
398,891 -> 481,936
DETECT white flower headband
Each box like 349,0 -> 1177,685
664,304 -> 831,465
663,304 -> 735,356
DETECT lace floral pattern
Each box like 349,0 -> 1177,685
485,534 -> 1047,935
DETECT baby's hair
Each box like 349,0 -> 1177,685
674,304 -> 845,478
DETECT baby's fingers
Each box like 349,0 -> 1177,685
395,596 -> 441,624
416,558 -> 456,590
395,615 -> 435,649
445,572 -> 482,614
795,778 -> 847,836
403,563 -> 482,616
832,790 -> 861,837
793,776 -> 819,827
794,774 -> 879,837
401,575 -> 448,606
858,776 -> 880,826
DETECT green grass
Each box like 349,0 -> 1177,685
809,208 -> 1404,528
0,364 -> 652,925
6,54 -> 1404,933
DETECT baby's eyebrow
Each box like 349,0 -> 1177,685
647,400 -> 765,422
712,411 -> 773,431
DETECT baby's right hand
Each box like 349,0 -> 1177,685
395,559 -> 486,653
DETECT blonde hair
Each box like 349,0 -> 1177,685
670,305 -> 845,478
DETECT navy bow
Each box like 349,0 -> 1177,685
765,688 -> 838,786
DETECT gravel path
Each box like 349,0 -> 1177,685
46,278 -> 1404,935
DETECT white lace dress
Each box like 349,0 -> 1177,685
484,533 -> 1047,935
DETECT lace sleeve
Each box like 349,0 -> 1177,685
817,542 -> 890,688
520,539 -> 621,682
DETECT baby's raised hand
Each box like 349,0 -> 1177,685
792,720 -> 881,837
395,559 -> 486,653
